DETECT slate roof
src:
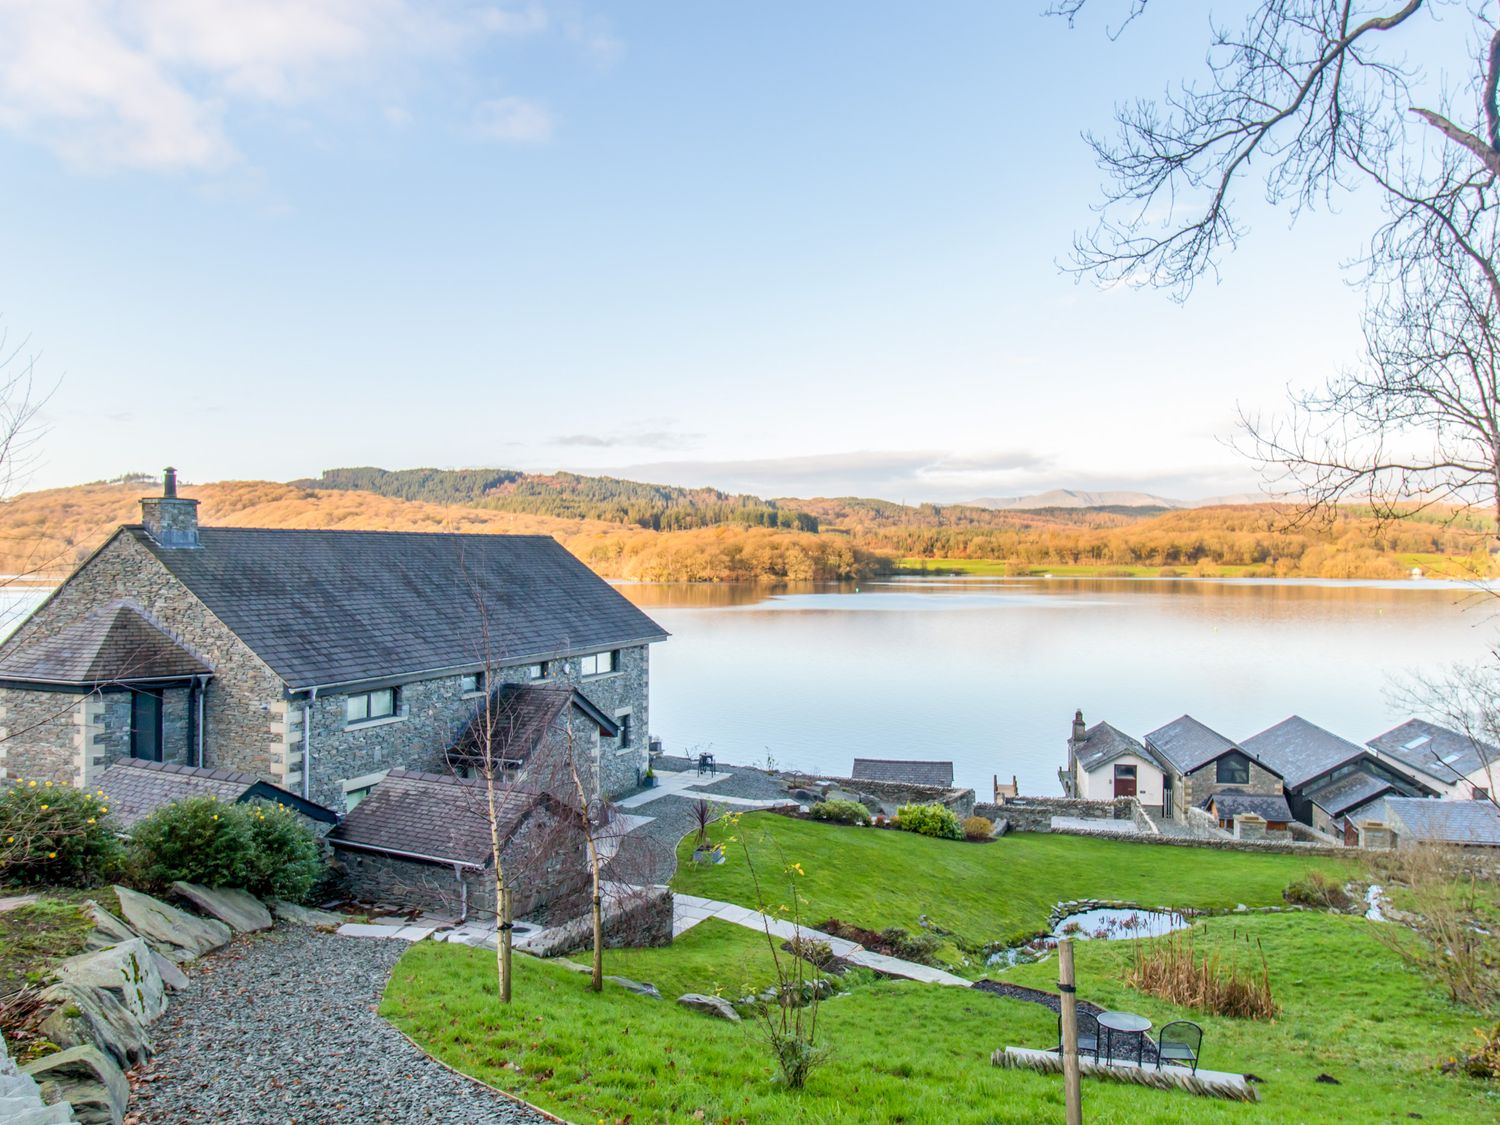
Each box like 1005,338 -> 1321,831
449,684 -> 619,771
1300,768 -> 1397,817
1143,715 -> 1244,774
1368,719 -> 1496,785
1366,796 -> 1500,847
326,769 -> 563,866
850,758 -> 954,787
0,604 -> 211,686
1207,790 -> 1294,823
1072,722 -> 1163,774
95,758 -> 336,829
1241,716 -> 1368,789
127,526 -> 669,691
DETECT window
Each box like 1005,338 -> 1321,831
617,712 -> 633,749
1113,764 -> 1136,779
580,650 -> 618,677
459,672 -> 485,696
345,785 -> 373,811
346,687 -> 397,725
1216,752 -> 1250,785
525,662 -> 550,681
130,690 -> 163,762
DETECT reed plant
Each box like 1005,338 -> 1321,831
1125,925 -> 1277,1019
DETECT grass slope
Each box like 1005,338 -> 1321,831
600,918 -> 795,999
384,911 -> 1495,1124
671,817 -> 1349,947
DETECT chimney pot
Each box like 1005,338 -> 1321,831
163,467 -> 177,498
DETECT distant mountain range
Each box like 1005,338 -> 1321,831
964,488 -> 1267,511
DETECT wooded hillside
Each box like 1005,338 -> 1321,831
0,469 -> 1485,583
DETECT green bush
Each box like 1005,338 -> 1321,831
876,926 -> 942,965
0,779 -> 124,887
1283,869 -> 1354,911
243,801 -> 325,903
129,797 -> 328,901
809,799 -> 871,826
893,803 -> 963,840
962,815 -> 994,841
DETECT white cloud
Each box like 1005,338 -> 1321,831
472,96 -> 553,143
0,1 -> 562,171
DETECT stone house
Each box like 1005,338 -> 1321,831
326,768 -> 590,919
1061,711 -> 1170,815
1242,716 -> 1432,836
0,470 -> 668,815
1366,719 -> 1498,803
1354,795 -> 1500,849
1142,714 -> 1283,821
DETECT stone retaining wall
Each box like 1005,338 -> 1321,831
782,773 -> 976,818
986,796 -> 1132,833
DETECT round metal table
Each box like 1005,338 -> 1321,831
1097,1010 -> 1153,1065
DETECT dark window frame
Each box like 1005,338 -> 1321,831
130,689 -> 164,762
617,712 -> 633,749
459,672 -> 485,696
1216,752 -> 1251,785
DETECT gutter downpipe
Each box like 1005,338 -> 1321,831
195,676 -> 207,768
454,862 -> 469,923
302,686 -> 318,800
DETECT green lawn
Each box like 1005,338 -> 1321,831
384,911 -> 1496,1123
600,918 -> 800,1000
672,816 -> 1350,948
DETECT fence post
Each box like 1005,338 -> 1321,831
1059,937 -> 1083,1125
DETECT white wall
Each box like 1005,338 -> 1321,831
1080,753 -> 1164,806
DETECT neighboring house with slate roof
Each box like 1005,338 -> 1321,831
1205,790 -> 1294,836
326,768 -> 588,918
95,757 -> 336,830
1143,714 -> 1283,821
851,758 -> 954,788
1354,795 -> 1500,849
1367,719 -> 1498,802
1061,711 -> 1171,815
1242,716 -> 1432,835
0,470 -> 668,814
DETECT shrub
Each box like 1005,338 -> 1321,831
0,780 -> 124,887
962,815 -> 994,841
1446,1023 -> 1500,1079
810,799 -> 871,826
877,926 -> 942,965
242,801 -> 326,904
1126,926 -> 1276,1019
1283,870 -> 1353,911
893,803 -> 962,840
129,797 -> 327,901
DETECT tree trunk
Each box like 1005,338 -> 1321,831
500,884 -> 513,1004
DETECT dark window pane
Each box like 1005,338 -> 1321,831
131,691 -> 162,762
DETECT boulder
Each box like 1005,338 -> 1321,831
22,1046 -> 128,1125
37,984 -> 152,1069
605,975 -> 662,999
169,883 -> 272,933
53,939 -> 166,1025
270,900 -> 346,929
149,951 -> 189,992
80,902 -> 136,952
9,1104 -> 75,1125
112,887 -> 230,961
676,992 -> 741,1021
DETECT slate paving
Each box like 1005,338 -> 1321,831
129,929 -> 553,1125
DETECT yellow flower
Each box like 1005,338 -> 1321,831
47,851 -> 56,859
87,818 -> 96,825
212,814 -> 218,821
43,780 -> 52,787
39,804 -> 48,811
27,780 -> 36,787
99,807 -> 107,813
5,836 -> 12,844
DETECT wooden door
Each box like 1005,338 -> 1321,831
1113,764 -> 1137,798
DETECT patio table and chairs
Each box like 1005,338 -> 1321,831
697,751 -> 717,776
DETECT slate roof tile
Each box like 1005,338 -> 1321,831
0,604 -> 210,685
850,758 -> 954,787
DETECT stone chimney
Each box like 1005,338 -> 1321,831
140,467 -> 200,548
1071,709 -> 1087,744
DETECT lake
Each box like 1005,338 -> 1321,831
621,577 -> 1500,797
4,577 -> 1491,800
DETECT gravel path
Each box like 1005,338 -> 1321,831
130,929 -> 558,1125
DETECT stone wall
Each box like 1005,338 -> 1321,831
783,773 -> 976,818
303,644 -> 651,813
987,796 -> 1133,833
0,689 -> 86,783
1180,757 -> 1282,813
520,886 -> 676,957
1,533 -> 287,783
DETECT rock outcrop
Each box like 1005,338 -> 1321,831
271,900 -> 346,929
676,992 -> 741,1021
22,1047 -> 128,1125
170,882 -> 272,933
53,939 -> 167,1025
112,886 -> 230,961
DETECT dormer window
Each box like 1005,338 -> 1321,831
347,687 -> 397,725
580,650 -> 618,677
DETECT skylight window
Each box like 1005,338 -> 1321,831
1402,735 -> 1432,751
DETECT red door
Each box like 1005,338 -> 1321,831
1114,764 -> 1138,798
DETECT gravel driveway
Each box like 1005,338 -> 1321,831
129,929 -> 559,1125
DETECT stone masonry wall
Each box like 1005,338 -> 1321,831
303,644 -> 651,813
0,689 -> 86,783
1180,757 -> 1282,814
784,773 -> 976,818
987,796 -> 1134,832
1,534 -> 287,783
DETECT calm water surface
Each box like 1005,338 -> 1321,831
620,577 -> 1500,796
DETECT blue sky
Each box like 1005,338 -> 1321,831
0,2 -> 1400,501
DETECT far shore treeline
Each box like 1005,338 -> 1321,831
0,468 -> 1488,584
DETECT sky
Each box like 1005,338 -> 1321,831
0,1 -> 1423,503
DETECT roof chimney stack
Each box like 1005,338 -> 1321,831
140,466 -> 200,549
1071,709 -> 1087,744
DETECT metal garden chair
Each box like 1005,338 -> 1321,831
1057,1010 -> 1099,1060
1155,1020 -> 1203,1074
